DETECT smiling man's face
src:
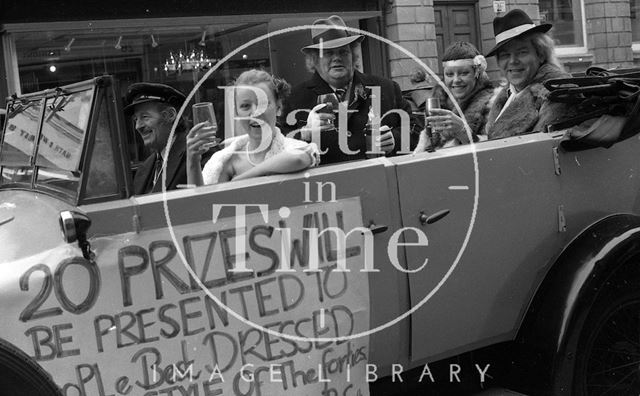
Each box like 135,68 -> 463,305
132,102 -> 173,153
315,45 -> 354,89
497,36 -> 542,91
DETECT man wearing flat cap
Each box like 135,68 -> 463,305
484,8 -> 571,139
125,83 -> 195,194
281,15 -> 417,164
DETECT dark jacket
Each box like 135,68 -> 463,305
133,130 -> 215,195
485,63 -> 571,139
133,131 -> 188,195
281,71 -> 418,164
431,78 -> 495,145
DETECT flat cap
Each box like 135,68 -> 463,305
124,82 -> 186,115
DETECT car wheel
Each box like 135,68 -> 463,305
0,338 -> 62,395
572,288 -> 640,395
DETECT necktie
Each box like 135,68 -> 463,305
335,88 -> 346,102
152,154 -> 163,188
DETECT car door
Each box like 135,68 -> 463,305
394,134 -> 567,363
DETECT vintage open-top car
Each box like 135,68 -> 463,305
0,75 -> 639,395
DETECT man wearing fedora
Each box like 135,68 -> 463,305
281,15 -> 417,164
484,9 -> 572,139
125,82 -> 213,194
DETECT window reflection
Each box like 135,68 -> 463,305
37,89 -> 93,171
35,167 -> 80,195
1,167 -> 33,185
1,99 -> 42,166
33,88 -> 94,197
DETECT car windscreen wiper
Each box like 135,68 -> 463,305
45,88 -> 71,122
6,99 -> 35,119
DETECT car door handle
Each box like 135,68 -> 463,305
419,209 -> 450,225
368,222 -> 388,234
361,221 -> 388,235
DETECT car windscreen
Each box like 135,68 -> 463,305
0,99 -> 43,185
0,86 -> 95,200
1,98 -> 43,166
36,90 -> 92,171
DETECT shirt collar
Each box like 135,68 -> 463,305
329,82 -> 351,100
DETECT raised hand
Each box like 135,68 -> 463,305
426,108 -> 469,144
187,122 -> 219,159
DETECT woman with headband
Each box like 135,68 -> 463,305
415,41 -> 495,151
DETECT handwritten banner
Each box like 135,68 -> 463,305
0,198 -> 370,396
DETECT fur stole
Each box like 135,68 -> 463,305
201,128 -> 319,184
485,63 -> 570,139
433,78 -> 496,141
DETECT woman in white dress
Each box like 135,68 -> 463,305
186,69 -> 319,185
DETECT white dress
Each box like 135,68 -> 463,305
201,127 -> 319,185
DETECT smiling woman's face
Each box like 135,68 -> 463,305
497,37 -> 542,91
443,63 -> 477,100
235,82 -> 279,136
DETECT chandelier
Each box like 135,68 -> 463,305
164,49 -> 216,74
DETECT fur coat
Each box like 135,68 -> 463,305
431,78 -> 495,145
485,63 -> 571,139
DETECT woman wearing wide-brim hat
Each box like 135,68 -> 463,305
484,9 -> 572,140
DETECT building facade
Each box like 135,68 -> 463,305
387,0 -> 640,88
1,0 -> 639,108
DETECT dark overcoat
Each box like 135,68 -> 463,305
133,132 -> 188,195
133,131 -> 215,195
281,71 -> 418,164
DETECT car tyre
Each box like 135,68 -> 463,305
0,338 -> 63,395
572,286 -> 640,395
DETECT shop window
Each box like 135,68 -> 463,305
539,0 -> 587,54
11,22 -> 273,141
11,23 -> 271,102
6,13 -> 381,142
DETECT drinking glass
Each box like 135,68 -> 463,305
316,93 -> 340,130
192,102 -> 221,149
425,97 -> 440,151
364,127 -> 386,158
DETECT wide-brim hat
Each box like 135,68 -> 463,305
486,9 -> 552,57
301,15 -> 365,53
124,82 -> 186,115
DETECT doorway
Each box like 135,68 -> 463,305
433,2 -> 480,69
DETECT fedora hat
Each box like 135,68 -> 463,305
301,15 -> 364,53
486,9 -> 552,57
